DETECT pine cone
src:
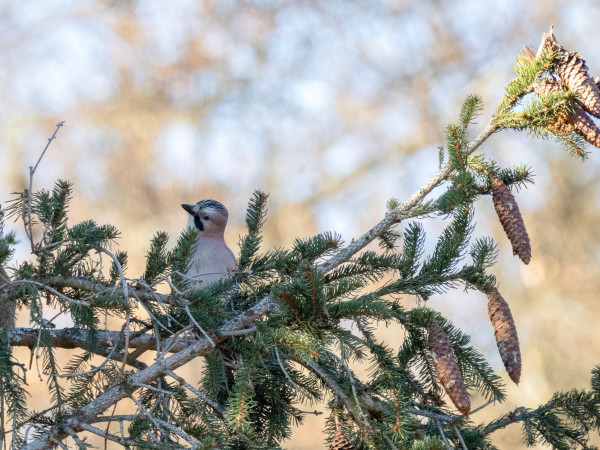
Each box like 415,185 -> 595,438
488,288 -> 521,384
491,178 -> 531,265
533,78 -> 600,148
427,321 -> 470,417
569,108 -> 600,148
535,26 -> 600,117
531,77 -> 561,97
329,429 -> 354,450
557,52 -> 600,118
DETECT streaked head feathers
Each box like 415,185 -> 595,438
182,199 -> 229,237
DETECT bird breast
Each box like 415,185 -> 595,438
188,239 -> 237,287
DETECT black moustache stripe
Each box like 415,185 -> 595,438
194,215 -> 204,231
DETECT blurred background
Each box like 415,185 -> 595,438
1,0 -> 600,448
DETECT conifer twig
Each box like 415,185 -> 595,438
46,343 -> 118,378
320,122 -> 498,274
94,247 -> 128,300
21,296 -> 278,449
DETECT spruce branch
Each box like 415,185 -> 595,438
6,28 -> 600,448
320,122 -> 498,274
21,296 -> 279,449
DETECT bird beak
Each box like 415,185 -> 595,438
181,204 -> 195,215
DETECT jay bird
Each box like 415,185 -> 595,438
181,200 -> 237,288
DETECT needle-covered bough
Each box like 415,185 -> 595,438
1,27 -> 600,450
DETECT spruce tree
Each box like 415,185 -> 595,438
1,27 -> 599,449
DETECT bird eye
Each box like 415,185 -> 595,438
203,215 -> 211,221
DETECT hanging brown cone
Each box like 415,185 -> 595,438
427,321 -> 470,417
531,77 -> 561,96
531,78 -> 572,130
569,108 -> 600,148
491,177 -> 531,265
535,26 -> 600,117
533,78 -> 600,149
487,288 -> 521,384
557,52 -> 600,118
329,428 -> 354,450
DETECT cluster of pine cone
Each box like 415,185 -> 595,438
331,28 -> 594,442
425,27 -> 600,418
427,176 -> 527,417
533,26 -> 600,149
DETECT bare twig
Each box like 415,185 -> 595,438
407,408 -> 456,422
10,279 -> 91,307
470,398 -> 495,416
34,326 -> 43,381
91,414 -> 139,423
453,424 -> 468,450
26,121 -> 65,253
94,247 -> 128,300
304,359 -> 364,430
217,326 -> 256,337
157,325 -> 194,359
153,416 -> 200,448
164,369 -> 226,418
482,406 -> 529,435
94,247 -> 132,372
325,350 -> 366,421
435,418 -> 452,450
64,427 -> 85,448
132,383 -> 174,396
184,304 -> 215,347
275,348 -> 311,403
121,312 -> 131,373
129,396 -> 161,443
130,289 -> 173,335
7,327 -> 187,354
78,423 -> 136,446
292,408 -> 323,416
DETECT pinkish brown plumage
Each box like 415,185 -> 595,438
181,200 -> 237,288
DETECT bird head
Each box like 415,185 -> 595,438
181,200 -> 229,239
